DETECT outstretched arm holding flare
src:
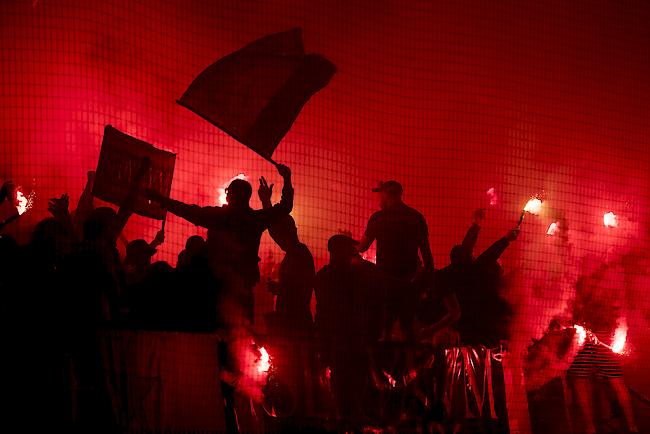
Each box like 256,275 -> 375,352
476,227 -> 519,265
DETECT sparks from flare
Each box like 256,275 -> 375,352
218,173 -> 248,206
16,189 -> 35,215
546,222 -> 559,236
487,187 -> 498,206
603,211 -> 618,228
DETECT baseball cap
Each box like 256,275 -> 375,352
372,180 -> 403,195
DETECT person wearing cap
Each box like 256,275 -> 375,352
358,180 -> 434,341
146,163 -> 293,323
314,233 -> 383,430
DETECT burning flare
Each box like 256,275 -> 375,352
574,325 -> 587,346
546,222 -> 559,236
518,196 -> 543,227
15,189 -> 35,215
603,211 -> 618,228
217,173 -> 248,206
258,346 -> 271,373
523,198 -> 543,215
611,324 -> 627,354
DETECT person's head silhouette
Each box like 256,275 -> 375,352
327,234 -> 359,266
225,178 -> 253,208
372,180 -> 403,209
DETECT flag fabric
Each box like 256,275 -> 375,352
178,28 -> 336,161
93,125 -> 176,220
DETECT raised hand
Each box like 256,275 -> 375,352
275,163 -> 291,180
258,176 -> 274,205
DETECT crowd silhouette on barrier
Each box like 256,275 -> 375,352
0,161 -> 637,433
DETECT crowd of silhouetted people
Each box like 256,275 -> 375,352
4,162 -> 636,434
0,164 -> 520,433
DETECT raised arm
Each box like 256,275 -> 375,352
258,164 -> 293,225
146,190 -> 223,228
476,228 -> 519,265
73,171 -> 95,233
461,209 -> 484,257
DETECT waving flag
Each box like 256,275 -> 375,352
178,28 -> 336,163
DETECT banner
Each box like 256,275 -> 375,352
178,28 -> 336,162
93,125 -> 175,220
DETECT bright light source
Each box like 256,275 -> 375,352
546,222 -> 559,236
523,198 -> 543,215
603,211 -> 618,228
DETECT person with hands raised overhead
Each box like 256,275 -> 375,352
146,163 -> 294,323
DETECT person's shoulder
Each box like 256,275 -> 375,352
298,242 -> 314,257
402,203 -> 425,217
369,209 -> 384,220
315,265 -> 332,282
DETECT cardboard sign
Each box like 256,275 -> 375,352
93,125 -> 175,220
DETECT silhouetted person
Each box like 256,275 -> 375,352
315,234 -> 383,430
441,209 -> 516,347
259,176 -> 316,422
57,159 -> 149,431
147,164 -> 293,323
569,264 -> 638,434
358,180 -> 434,341
176,234 -> 206,271
259,177 -> 315,330
5,210 -> 75,430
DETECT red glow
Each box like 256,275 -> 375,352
487,187 -> 498,206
